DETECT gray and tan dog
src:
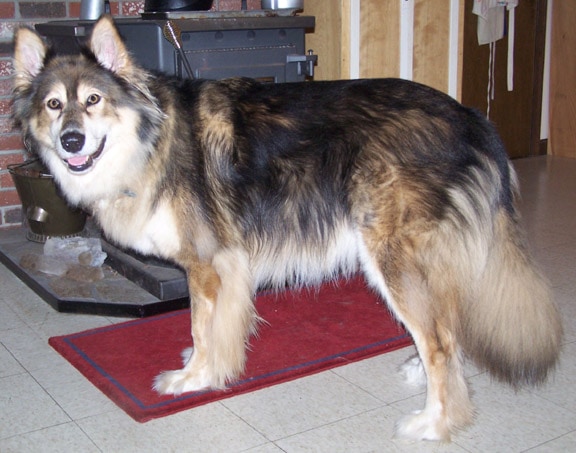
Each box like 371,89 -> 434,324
12,15 -> 561,441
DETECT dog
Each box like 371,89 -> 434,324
12,16 -> 562,441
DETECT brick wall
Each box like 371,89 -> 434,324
0,0 -> 261,229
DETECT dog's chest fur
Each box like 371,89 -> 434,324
92,190 -> 182,260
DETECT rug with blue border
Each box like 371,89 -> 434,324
49,276 -> 412,422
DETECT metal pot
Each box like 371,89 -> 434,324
261,0 -> 304,10
144,0 -> 213,12
8,159 -> 86,242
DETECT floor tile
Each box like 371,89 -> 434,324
525,430 -> 576,452
30,362 -> 119,420
0,300 -> 27,333
222,372 -> 383,441
0,373 -> 70,439
28,311 -> 114,341
0,422 -> 99,453
76,404 -> 267,452
243,443 -> 286,453
0,342 -> 25,378
0,324 -> 65,372
535,242 -> 576,289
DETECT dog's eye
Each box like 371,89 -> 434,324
86,94 -> 101,106
46,98 -> 61,110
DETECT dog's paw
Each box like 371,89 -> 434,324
394,411 -> 449,442
399,355 -> 427,387
153,368 -> 212,396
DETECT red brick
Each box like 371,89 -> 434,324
78,1 -> 121,16
3,205 -> 24,225
217,0 -> 260,10
247,0 -> 260,10
0,152 -> 25,171
69,2 -> 81,17
0,60 -> 13,77
0,116 -> 18,135
122,1 -> 144,16
216,0 -> 236,10
0,188 -> 22,206
1,172 -> 15,189
0,135 -> 25,152
19,2 -> 66,19
0,77 -> 12,97
109,1 -> 120,16
0,99 -> 12,116
0,2 -> 15,19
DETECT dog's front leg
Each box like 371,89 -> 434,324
154,248 -> 258,395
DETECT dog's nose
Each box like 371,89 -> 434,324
60,132 -> 85,153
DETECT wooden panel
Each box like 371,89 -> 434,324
303,0 -> 463,90
549,1 -> 576,158
360,0 -> 400,78
301,0 -> 346,80
413,0 -> 451,92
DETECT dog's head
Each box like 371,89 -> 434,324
12,16 -> 163,202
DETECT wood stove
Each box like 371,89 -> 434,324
35,12 -> 316,82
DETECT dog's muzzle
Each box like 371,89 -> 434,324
60,133 -> 106,173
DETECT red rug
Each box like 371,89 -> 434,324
49,276 -> 411,422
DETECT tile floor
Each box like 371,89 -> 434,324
0,155 -> 575,452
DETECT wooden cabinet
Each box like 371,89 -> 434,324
549,1 -> 576,158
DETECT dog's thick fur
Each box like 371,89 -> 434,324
12,16 -> 562,441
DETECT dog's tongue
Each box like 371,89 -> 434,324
65,155 -> 94,172
67,156 -> 89,167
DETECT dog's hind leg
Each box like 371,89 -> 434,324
357,230 -> 474,441
153,247 -> 258,395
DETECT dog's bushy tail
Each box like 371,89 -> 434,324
459,207 -> 562,387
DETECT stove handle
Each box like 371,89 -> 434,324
286,50 -> 317,78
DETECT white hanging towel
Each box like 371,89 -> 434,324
472,0 -> 519,118
473,0 -> 506,44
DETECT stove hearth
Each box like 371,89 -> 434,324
0,226 -> 190,317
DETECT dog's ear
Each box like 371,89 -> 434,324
90,15 -> 163,118
89,15 -> 135,77
13,27 -> 47,89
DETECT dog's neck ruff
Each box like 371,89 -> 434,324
65,137 -> 106,173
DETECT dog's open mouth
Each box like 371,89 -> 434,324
64,137 -> 106,173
